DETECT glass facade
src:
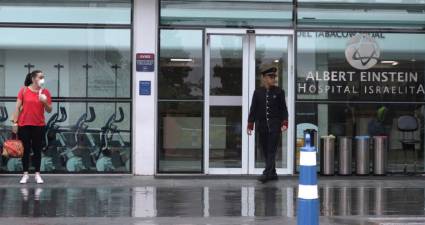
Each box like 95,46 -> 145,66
5,0 -> 424,175
0,1 -> 132,173
159,0 -> 425,174
296,32 -> 425,173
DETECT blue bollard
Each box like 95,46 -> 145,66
297,133 -> 319,225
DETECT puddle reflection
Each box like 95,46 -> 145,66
0,185 -> 423,217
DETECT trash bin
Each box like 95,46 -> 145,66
320,135 -> 336,175
338,136 -> 352,175
355,136 -> 370,175
373,136 -> 388,175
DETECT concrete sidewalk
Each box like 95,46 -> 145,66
0,176 -> 425,225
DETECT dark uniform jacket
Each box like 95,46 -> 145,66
248,86 -> 288,133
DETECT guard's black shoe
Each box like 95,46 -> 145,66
257,175 -> 268,183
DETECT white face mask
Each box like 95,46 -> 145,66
38,78 -> 45,87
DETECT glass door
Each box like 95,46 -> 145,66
204,29 -> 294,175
248,31 -> 294,175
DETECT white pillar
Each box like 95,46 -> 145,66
132,0 -> 158,175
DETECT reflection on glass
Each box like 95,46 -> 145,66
296,32 -> 425,174
210,35 -> 243,96
159,29 -> 203,100
297,32 -> 425,102
160,0 -> 293,27
158,101 -> 203,173
0,28 -> 131,98
0,102 -> 131,173
255,36 -> 288,89
0,1 -> 132,24
254,36 -> 289,169
296,102 -> 425,173
297,2 -> 425,28
0,66 -> 4,96
210,107 -> 242,168
208,34 -> 244,169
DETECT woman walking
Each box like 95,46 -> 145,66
11,70 -> 52,184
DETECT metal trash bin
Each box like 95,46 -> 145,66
355,136 -> 371,175
320,135 -> 336,175
373,136 -> 388,175
338,136 -> 352,175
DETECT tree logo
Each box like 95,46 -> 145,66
345,33 -> 380,70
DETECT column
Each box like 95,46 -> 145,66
132,0 -> 158,175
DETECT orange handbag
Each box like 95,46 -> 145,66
2,136 -> 24,158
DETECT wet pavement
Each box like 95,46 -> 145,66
0,176 -> 425,225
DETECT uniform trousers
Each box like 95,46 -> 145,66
258,130 -> 279,176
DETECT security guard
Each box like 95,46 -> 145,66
247,67 -> 288,183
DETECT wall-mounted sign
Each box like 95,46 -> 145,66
345,34 -> 380,70
297,34 -> 425,102
139,80 -> 151,96
136,53 -> 155,72
298,32 -> 386,39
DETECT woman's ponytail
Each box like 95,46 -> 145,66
24,73 -> 32,86
24,70 -> 42,86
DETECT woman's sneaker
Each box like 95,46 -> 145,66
20,174 -> 29,184
35,174 -> 44,184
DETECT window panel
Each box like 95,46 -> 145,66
296,31 -> 425,174
297,32 -> 425,102
0,28 -> 131,98
0,101 -> 131,173
295,102 -> 425,173
159,29 -> 204,100
209,106 -> 242,168
297,1 -> 425,28
209,35 -> 243,96
160,0 -> 293,27
0,0 -> 131,24
158,101 -> 203,173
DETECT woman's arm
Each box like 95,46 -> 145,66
43,101 -> 52,113
11,98 -> 22,133
12,87 -> 24,124
40,89 -> 52,113
11,99 -> 23,123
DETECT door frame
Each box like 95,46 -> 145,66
203,28 -> 295,175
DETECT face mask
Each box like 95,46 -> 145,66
38,78 -> 45,87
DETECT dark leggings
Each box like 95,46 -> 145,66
18,126 -> 44,172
